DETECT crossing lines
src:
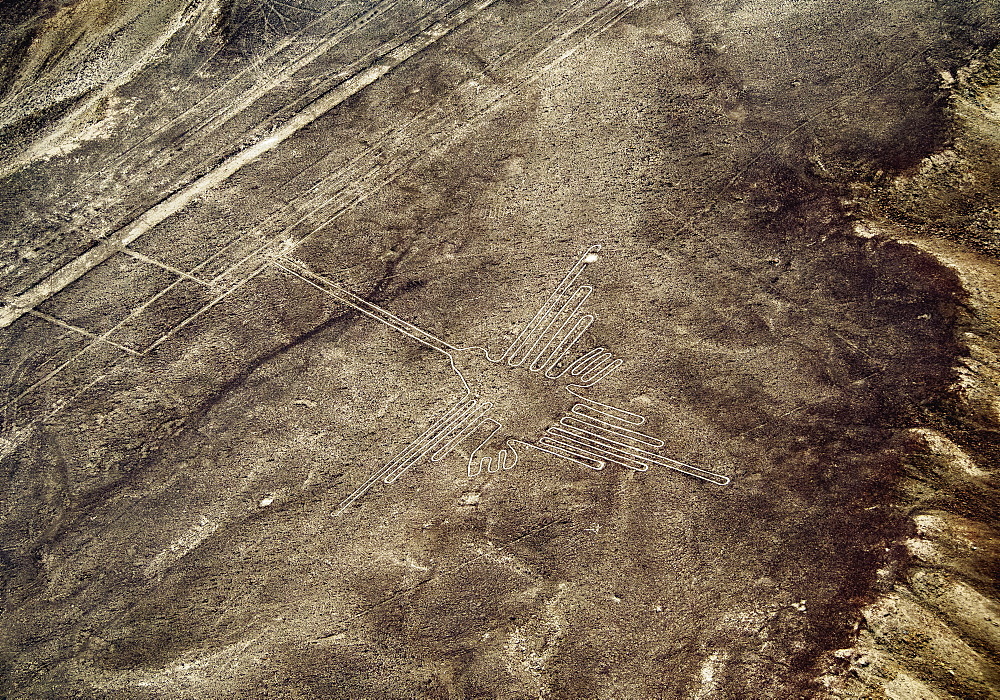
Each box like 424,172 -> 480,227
0,0 -> 654,416
0,2 -> 734,514
0,0 -> 504,330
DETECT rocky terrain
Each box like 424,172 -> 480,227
0,0 -> 998,698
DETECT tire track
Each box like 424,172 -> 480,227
121,0 -> 481,206
271,0 -> 599,198
0,0 -> 502,331
0,0 -> 204,181
210,0 -> 637,279
1,0 -> 649,411
98,0 -> 440,178
149,0 -> 646,355
3,0 -> 471,301
36,0 -> 490,294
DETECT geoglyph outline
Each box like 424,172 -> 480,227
272,243 -> 731,517
0,0 -> 733,514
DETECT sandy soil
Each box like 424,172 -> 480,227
0,0 -> 998,698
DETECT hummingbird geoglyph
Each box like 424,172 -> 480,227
272,244 -> 730,516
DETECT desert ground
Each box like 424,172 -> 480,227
1,0 -> 999,698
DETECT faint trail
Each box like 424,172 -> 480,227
27,310 -> 142,357
137,0 -> 616,270
0,260 -> 269,411
258,0 -> 600,200
272,259 -> 458,355
294,0 -> 643,248
0,0 -> 204,181
0,351 -> 40,458
0,228 -> 278,412
0,0 -> 940,428
0,0 -> 501,330
95,0 -> 488,242
666,45 -> 934,260
0,0 -> 654,416
99,0 -> 452,178
219,0 -> 643,278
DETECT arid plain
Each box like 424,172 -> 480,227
1,0 -> 999,697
